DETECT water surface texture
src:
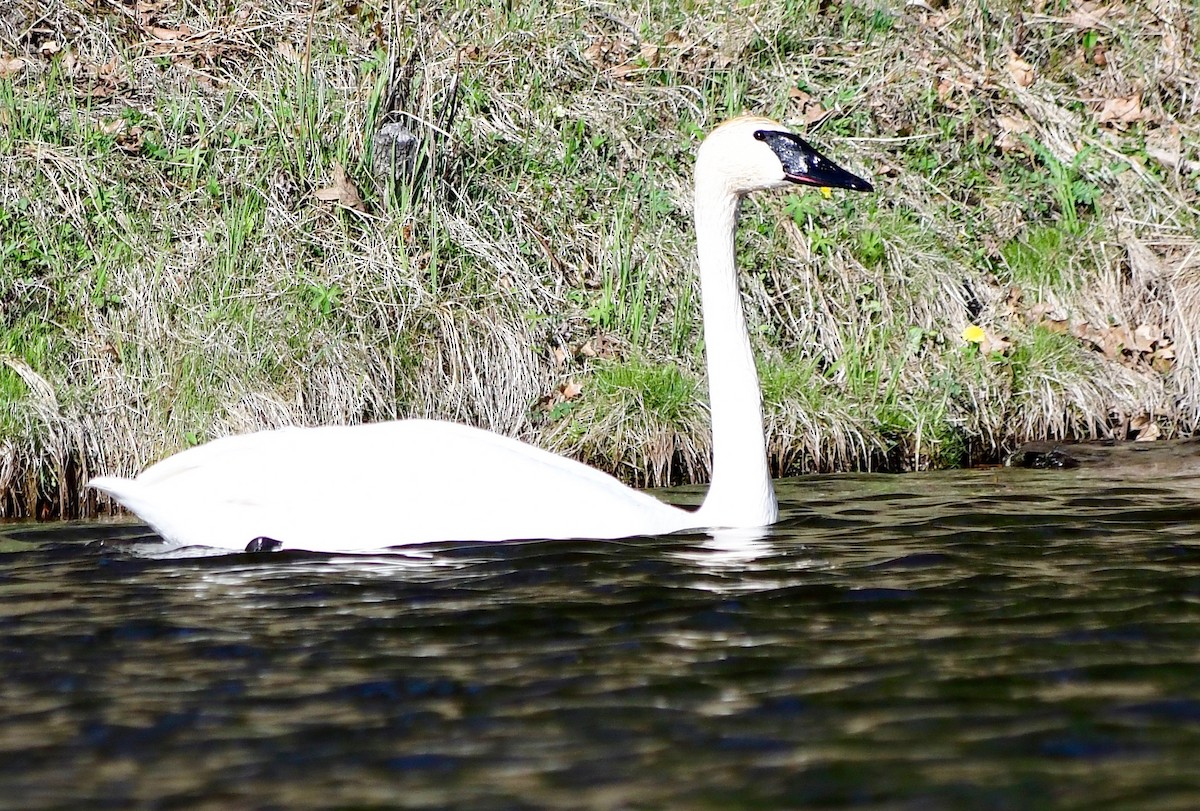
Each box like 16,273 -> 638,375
2,468 -> 1199,809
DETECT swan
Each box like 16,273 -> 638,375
88,116 -> 871,553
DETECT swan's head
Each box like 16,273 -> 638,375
697,116 -> 873,196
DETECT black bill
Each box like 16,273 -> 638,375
754,129 -> 873,192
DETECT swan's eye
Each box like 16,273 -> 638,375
753,130 -> 767,141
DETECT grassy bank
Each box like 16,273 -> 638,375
1,0 -> 1197,519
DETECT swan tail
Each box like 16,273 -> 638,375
89,475 -> 188,547
88,476 -> 152,517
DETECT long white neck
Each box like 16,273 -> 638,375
693,177 -> 778,528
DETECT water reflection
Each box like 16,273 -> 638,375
681,525 -> 776,564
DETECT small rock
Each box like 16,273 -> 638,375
372,122 -> 421,189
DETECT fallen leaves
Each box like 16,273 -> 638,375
1067,2 -> 1111,30
995,113 -> 1032,153
559,380 -> 584,401
581,28 -> 727,81
1067,320 -> 1175,373
788,88 -> 829,127
94,0 -> 254,71
536,335 -> 626,419
0,54 -> 27,78
535,379 -> 585,420
977,287 -> 1177,380
139,24 -> 229,66
78,56 -> 126,99
275,41 -> 302,63
1096,93 -> 1148,126
551,337 -> 619,369
1144,124 -> 1198,174
6,33 -> 132,99
582,37 -> 661,80
458,43 -> 485,61
1006,50 -> 1035,88
97,117 -> 145,153
1128,413 -> 1161,442
1015,287 -> 1176,374
313,163 -> 367,213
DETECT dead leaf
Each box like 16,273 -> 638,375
1132,323 -> 1159,354
1007,50 -> 1035,88
789,88 -> 829,126
936,76 -> 954,102
1130,414 -> 1161,442
1027,301 -> 1051,320
146,25 -> 192,41
581,335 -> 620,359
1067,3 -> 1109,29
996,114 -> 1032,152
798,100 -> 828,126
1152,346 -> 1175,374
610,62 -> 637,80
558,381 -> 583,400
582,40 -> 607,67
980,332 -> 1012,355
116,125 -> 144,154
1101,324 -> 1133,359
313,163 -> 367,212
1146,124 -> 1183,171
1028,301 -> 1070,332
40,40 -> 62,57
126,0 -> 171,12
551,346 -> 569,368
1097,94 -> 1145,125
276,41 -> 302,63
98,118 -> 126,136
0,55 -> 27,78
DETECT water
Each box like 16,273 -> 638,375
2,467 -> 1200,810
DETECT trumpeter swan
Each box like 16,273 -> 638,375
89,116 -> 871,553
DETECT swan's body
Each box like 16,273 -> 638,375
89,117 -> 871,553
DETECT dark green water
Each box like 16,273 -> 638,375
2,468 -> 1199,810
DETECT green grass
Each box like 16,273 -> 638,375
594,361 -> 696,425
0,0 -> 1197,516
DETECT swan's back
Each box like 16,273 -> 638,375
91,420 -> 694,552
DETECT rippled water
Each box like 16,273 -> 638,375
3,468 -> 1200,810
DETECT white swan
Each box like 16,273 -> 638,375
89,116 -> 871,553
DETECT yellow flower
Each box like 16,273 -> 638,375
819,187 -> 833,200
962,324 -> 986,344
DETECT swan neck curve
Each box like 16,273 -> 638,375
693,176 -> 778,528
